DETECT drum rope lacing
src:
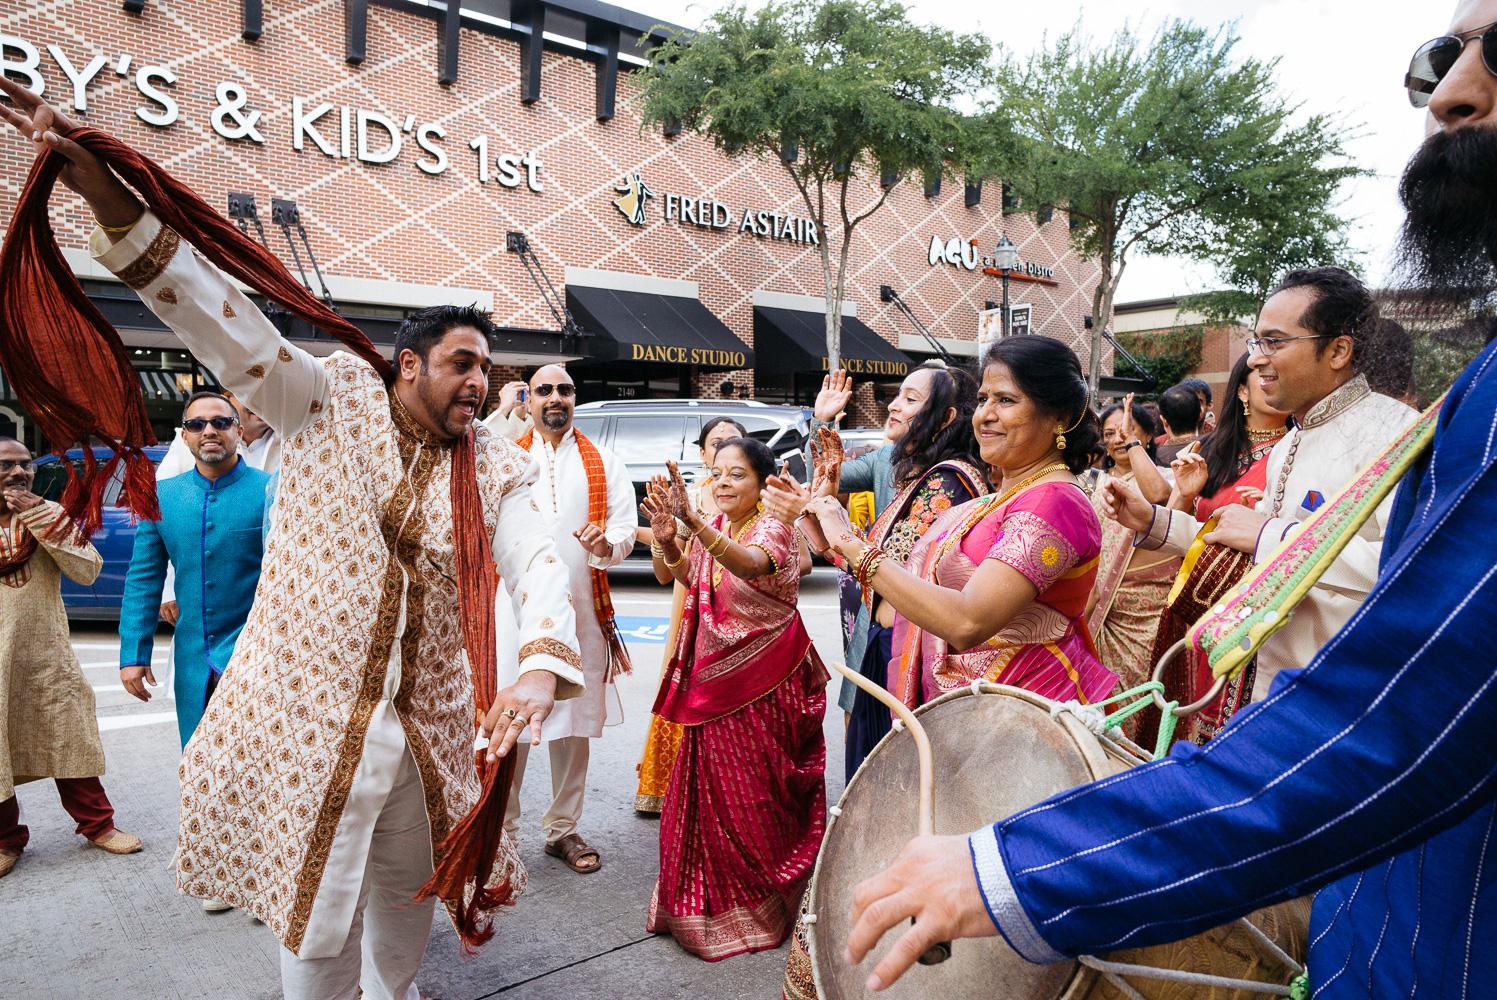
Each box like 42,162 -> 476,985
1050,681 -> 1181,760
1049,682 -> 1311,998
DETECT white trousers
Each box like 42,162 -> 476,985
280,748 -> 434,1000
503,735 -> 590,844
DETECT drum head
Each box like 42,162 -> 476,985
810,687 -> 1104,1000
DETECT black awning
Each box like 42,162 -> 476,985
753,307 -> 912,378
567,287 -> 754,371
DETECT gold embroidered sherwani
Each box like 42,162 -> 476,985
91,212 -> 584,956
0,503 -> 105,800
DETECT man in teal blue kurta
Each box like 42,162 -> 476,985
119,392 -> 273,746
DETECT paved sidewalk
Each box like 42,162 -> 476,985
0,569 -> 850,1000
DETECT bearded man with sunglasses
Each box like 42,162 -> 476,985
488,365 -> 636,875
836,7 -> 1497,997
119,391 -> 274,758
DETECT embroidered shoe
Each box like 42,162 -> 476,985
87,829 -> 143,855
0,850 -> 17,878
201,897 -> 233,912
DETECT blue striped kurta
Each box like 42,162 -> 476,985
972,336 -> 1497,999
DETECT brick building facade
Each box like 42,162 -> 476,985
1,0 -> 1101,443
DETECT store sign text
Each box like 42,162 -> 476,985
610,173 -> 818,245
631,344 -> 748,367
1,34 -> 543,190
927,235 -> 1054,279
821,357 -> 908,376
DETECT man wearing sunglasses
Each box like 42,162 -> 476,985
0,436 -> 141,879
1106,268 -> 1418,698
118,391 -> 274,779
494,365 -> 637,876
840,7 -> 1497,997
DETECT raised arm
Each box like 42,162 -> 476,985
89,212 -> 329,438
15,500 -> 103,585
0,77 -> 328,438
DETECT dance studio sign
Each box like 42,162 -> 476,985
0,33 -> 542,190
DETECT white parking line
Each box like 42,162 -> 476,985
96,712 -> 177,732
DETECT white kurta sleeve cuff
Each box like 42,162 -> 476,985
1134,505 -> 1200,557
1255,517 -> 1300,563
970,825 -> 1067,964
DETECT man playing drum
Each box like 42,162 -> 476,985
843,6 -> 1497,996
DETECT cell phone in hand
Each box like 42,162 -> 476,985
517,387 -> 526,403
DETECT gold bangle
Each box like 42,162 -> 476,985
663,551 -> 685,569
93,208 -> 145,233
650,543 -> 665,559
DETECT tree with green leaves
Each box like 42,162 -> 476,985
1178,174 -> 1364,326
987,19 -> 1365,392
634,0 -> 992,369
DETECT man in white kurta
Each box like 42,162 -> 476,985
1119,273 -> 1417,697
84,208 -> 584,997
491,366 -> 635,872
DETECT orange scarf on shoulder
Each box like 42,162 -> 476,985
517,427 -> 632,679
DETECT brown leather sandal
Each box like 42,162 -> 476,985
545,833 -> 601,874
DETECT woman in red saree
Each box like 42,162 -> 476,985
640,437 -> 827,961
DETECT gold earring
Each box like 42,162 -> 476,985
1055,428 -> 1067,451
1242,400 -> 1251,417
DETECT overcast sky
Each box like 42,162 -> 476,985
635,0 -> 1455,303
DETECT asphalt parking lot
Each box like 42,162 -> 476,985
0,567 -> 848,1000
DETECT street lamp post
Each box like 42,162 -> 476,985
993,234 -> 1017,336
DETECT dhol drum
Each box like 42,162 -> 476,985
806,670 -> 1310,1000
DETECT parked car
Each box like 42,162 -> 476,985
571,399 -> 812,558
834,426 -> 888,459
32,446 -> 170,620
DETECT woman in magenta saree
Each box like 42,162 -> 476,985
641,438 -> 827,961
889,480 -> 1114,708
802,335 -> 1120,712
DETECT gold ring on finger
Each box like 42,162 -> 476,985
513,716 -> 528,728
502,708 -> 518,719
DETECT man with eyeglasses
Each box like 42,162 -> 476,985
118,391 -> 274,774
1108,268 -> 1417,697
837,7 -> 1497,997
0,436 -> 141,879
493,365 -> 636,875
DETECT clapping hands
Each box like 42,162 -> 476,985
809,426 -> 843,498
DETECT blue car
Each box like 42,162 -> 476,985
32,446 -> 170,620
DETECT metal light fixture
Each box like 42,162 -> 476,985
993,234 -> 1018,274
993,234 -> 1017,336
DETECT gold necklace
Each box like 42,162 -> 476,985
712,504 -> 764,587
1247,425 -> 1284,444
992,462 -> 1071,508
